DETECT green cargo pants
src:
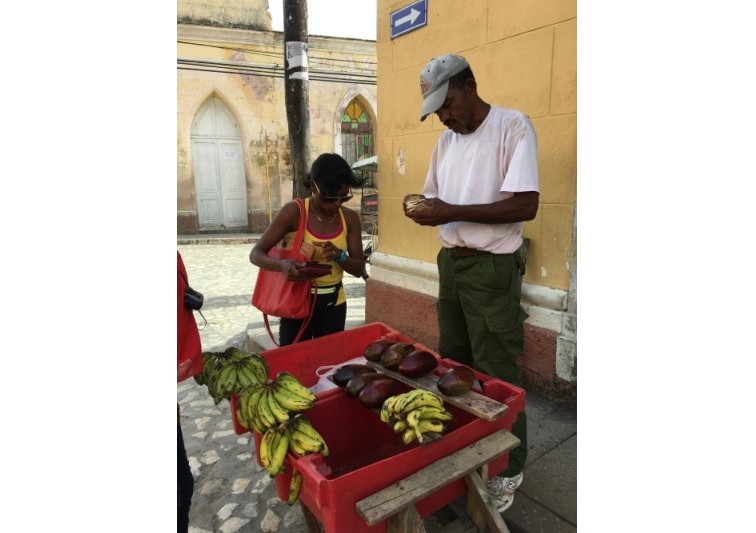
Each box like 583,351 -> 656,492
436,247 -> 528,476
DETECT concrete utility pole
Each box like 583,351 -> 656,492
283,0 -> 311,199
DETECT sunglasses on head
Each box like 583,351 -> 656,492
314,182 -> 353,203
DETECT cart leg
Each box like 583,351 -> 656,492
465,470 -> 511,533
300,502 -> 323,533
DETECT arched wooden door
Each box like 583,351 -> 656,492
191,97 -> 247,230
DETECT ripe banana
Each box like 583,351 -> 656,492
259,426 -> 277,470
290,416 -> 328,456
414,419 -> 446,444
393,419 -> 409,433
405,405 -> 452,428
273,382 -> 314,412
275,372 -> 317,403
235,408 -> 249,430
287,469 -> 303,505
398,390 -> 444,415
266,387 -> 291,424
235,393 -> 250,430
417,406 -> 453,422
379,392 -> 452,445
402,428 -> 417,445
391,389 -> 423,414
380,394 -> 401,423
255,388 -> 279,430
244,384 -> 268,434
287,431 -> 309,456
267,427 -> 290,476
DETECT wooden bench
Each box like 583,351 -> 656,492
303,362 -> 520,532
351,429 -> 520,533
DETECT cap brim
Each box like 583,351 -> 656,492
419,80 -> 449,121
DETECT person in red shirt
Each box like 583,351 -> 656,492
177,251 -> 203,532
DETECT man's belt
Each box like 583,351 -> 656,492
447,247 -> 492,258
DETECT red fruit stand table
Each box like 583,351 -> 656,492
232,323 -> 524,533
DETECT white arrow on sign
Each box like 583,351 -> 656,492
394,8 -> 420,27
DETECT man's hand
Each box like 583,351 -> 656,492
404,197 -> 451,226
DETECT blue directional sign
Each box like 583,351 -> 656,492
390,0 -> 428,39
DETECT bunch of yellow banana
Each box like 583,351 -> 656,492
235,373 -> 317,434
380,389 -> 453,444
285,414 -> 329,458
199,347 -> 270,404
258,425 -> 290,476
257,414 -> 328,479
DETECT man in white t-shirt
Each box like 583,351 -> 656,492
404,53 -> 540,514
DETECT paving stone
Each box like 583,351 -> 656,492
199,478 -> 224,496
217,503 -> 238,520
241,502 -> 260,518
219,516 -> 251,533
200,449 -> 220,465
231,478 -> 251,494
259,508 -> 282,531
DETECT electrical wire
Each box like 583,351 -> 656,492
177,39 -> 377,67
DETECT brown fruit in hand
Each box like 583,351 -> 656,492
358,378 -> 401,409
436,366 -> 475,396
380,342 -> 415,370
345,371 -> 386,398
363,339 -> 396,362
332,364 -> 379,387
403,194 -> 428,212
398,350 -> 439,378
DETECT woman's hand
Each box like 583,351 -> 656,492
280,259 -> 311,281
313,241 -> 340,262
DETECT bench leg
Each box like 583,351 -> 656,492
465,470 -> 510,533
386,505 -> 426,533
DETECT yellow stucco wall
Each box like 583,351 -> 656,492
375,0 -> 576,291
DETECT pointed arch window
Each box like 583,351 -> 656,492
341,99 -> 374,177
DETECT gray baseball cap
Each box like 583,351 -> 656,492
419,54 -> 470,121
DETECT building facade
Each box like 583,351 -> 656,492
177,0 -> 377,233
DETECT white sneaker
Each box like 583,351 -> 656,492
486,472 -> 524,513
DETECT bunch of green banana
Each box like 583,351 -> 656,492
380,389 -> 453,444
198,347 -> 270,404
235,373 -> 317,434
257,414 -> 329,477
193,351 -> 229,387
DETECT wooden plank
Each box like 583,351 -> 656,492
355,429 -> 520,526
365,361 -> 508,421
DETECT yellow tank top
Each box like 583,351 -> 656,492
284,198 -> 348,305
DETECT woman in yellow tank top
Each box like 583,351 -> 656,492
249,153 -> 366,345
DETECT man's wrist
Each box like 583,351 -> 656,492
335,249 -> 348,264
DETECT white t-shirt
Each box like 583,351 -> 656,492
421,105 -> 540,254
